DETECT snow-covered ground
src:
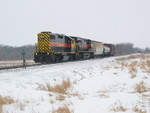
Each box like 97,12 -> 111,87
0,54 -> 150,113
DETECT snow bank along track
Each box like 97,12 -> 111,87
0,60 -> 41,70
0,57 -> 107,70
0,63 -> 42,70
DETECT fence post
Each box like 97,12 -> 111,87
21,50 -> 26,69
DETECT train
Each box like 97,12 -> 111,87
34,32 -> 115,63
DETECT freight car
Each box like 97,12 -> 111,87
34,31 -> 115,63
92,41 -> 104,57
103,43 -> 115,56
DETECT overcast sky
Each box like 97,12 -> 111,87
0,0 -> 150,48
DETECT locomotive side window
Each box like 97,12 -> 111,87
51,35 -> 55,40
65,36 -> 71,44
58,35 -> 63,39
84,40 -> 86,45
51,35 -> 57,43
68,39 -> 71,44
87,40 -> 91,44
58,35 -> 64,43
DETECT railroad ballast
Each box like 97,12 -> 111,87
34,31 -> 115,63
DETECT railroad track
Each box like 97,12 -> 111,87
0,63 -> 42,70
0,61 -> 74,70
0,57 -> 107,71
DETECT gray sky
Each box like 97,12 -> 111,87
0,0 -> 150,48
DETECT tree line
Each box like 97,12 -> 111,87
0,44 -> 34,61
0,43 -> 150,61
115,43 -> 150,56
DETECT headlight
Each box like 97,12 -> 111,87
47,53 -> 49,55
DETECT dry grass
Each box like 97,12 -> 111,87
142,94 -> 150,98
127,59 -> 150,76
116,54 -> 150,61
120,62 -> 128,68
103,66 -> 110,70
129,64 -> 137,78
131,95 -> 150,113
141,60 -> 150,74
134,81 -> 150,93
45,79 -> 72,94
115,54 -> 150,78
132,100 -> 148,113
110,101 -> 127,112
50,100 -> 55,104
97,90 -> 110,98
56,95 -> 66,101
52,105 -> 73,113
132,105 -> 147,113
99,93 -> 109,98
97,90 -> 110,94
114,66 -> 120,69
41,79 -> 83,103
18,103 -> 26,111
0,96 -> 14,113
116,55 -> 140,61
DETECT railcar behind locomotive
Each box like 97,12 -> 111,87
34,31 -> 115,63
103,43 -> 115,56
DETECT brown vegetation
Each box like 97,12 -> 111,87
110,101 -> 127,112
132,105 -> 146,113
116,54 -> 150,61
134,81 -> 150,93
56,95 -> 66,101
115,54 -> 150,78
45,79 -> 72,94
128,61 -> 138,78
97,90 -> 110,98
52,105 -> 73,113
0,96 -> 14,113
103,66 -> 110,70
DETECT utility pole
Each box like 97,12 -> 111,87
21,50 -> 26,68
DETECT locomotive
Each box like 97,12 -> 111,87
34,32 -> 115,63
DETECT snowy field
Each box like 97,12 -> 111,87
0,54 -> 150,113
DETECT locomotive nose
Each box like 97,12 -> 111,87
38,32 -> 51,53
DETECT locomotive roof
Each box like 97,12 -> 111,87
40,31 -> 102,43
70,36 -> 103,43
70,36 -> 90,41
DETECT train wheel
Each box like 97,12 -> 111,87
46,55 -> 53,63
55,54 -> 63,63
79,53 -> 84,60
69,55 -> 75,61
59,54 -> 63,62
74,54 -> 79,60
90,53 -> 94,59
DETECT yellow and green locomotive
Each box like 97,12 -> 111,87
34,32 -> 96,63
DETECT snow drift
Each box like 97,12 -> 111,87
0,54 -> 150,113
